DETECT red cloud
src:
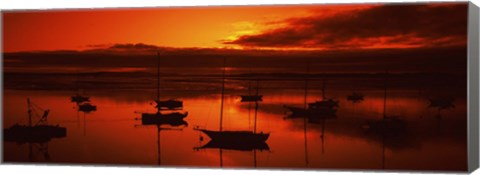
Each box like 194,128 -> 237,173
224,3 -> 468,49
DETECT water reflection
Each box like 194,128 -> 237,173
3,69 -> 467,171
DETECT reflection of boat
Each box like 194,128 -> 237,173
78,103 -> 97,113
4,98 -> 67,144
137,117 -> 187,165
363,71 -> 407,134
142,52 -> 187,121
71,93 -> 90,104
195,58 -> 269,150
142,112 -> 188,126
194,137 -> 269,151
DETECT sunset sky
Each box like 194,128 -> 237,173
2,3 -> 467,52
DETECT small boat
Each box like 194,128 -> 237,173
240,95 -> 263,102
347,92 -> 365,103
78,103 -> 97,112
71,93 -> 90,104
309,79 -> 339,109
141,52 -> 187,122
152,52 -> 183,110
363,71 -> 407,134
4,98 -> 67,144
154,99 -> 183,110
284,79 -> 338,121
196,57 -> 269,145
428,97 -> 455,110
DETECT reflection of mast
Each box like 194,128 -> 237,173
304,59 -> 309,167
383,71 -> 388,119
155,126 -> 183,165
254,81 -> 259,133
157,52 -> 161,103
220,57 -> 226,132
382,134 -> 385,169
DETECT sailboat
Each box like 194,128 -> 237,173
284,61 -> 337,121
428,97 -> 455,110
154,52 -> 183,110
71,93 -> 90,104
141,52 -> 188,124
347,92 -> 365,103
4,98 -> 67,144
363,71 -> 407,133
308,79 -> 339,110
194,58 -> 269,147
240,79 -> 263,102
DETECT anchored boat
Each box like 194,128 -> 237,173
4,98 -> 67,144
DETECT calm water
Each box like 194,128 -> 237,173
3,75 -> 467,171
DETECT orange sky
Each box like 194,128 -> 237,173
2,3 -> 467,52
2,5 -> 330,52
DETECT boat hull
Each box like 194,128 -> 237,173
155,99 -> 183,110
4,125 -> 67,143
240,95 -> 263,102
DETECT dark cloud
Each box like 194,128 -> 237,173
224,3 -> 468,49
108,43 -> 160,50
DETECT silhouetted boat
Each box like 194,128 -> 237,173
78,102 -> 97,113
4,98 -> 67,144
363,71 -> 407,134
152,52 -> 183,110
154,99 -> 183,110
195,57 -> 270,146
141,52 -> 187,122
240,95 -> 263,102
308,79 -> 339,111
346,92 -> 365,103
284,70 -> 337,121
240,80 -> 263,102
71,93 -> 90,104
428,97 -> 455,110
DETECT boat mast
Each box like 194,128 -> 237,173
304,59 -> 309,167
219,57 -> 226,132
304,60 -> 310,110
254,80 -> 259,133
27,98 -> 32,127
157,52 -> 161,103
383,71 -> 388,119
322,79 -> 326,100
